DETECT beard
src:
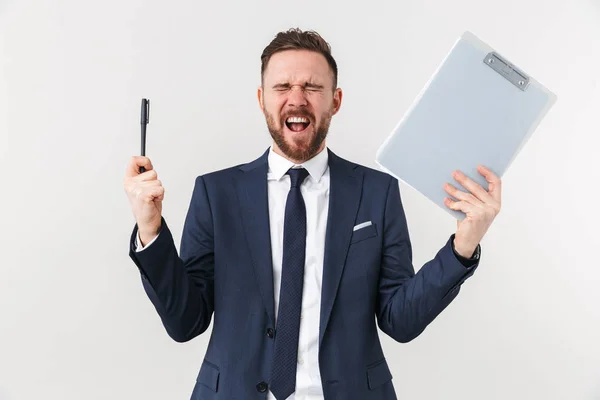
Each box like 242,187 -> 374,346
264,108 -> 332,162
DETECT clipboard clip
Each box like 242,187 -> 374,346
484,52 -> 530,91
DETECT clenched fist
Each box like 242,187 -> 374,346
124,156 -> 164,246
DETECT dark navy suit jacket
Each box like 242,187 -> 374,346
129,148 -> 480,399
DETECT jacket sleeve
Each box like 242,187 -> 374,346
129,175 -> 215,343
376,176 -> 479,343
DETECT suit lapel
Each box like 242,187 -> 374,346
319,149 -> 363,347
234,148 -> 364,338
236,149 -> 275,326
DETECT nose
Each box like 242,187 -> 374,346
286,85 -> 308,107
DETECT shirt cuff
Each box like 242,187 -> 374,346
450,233 -> 480,267
135,230 -> 160,252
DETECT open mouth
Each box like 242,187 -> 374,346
285,116 -> 311,133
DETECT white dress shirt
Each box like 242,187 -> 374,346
137,146 -> 330,399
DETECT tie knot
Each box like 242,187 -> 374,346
287,167 -> 309,188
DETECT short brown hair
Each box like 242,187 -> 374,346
260,28 -> 338,89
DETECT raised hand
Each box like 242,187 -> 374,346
123,156 -> 164,245
443,165 -> 502,258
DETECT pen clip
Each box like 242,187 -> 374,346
141,98 -> 150,124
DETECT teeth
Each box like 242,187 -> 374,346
286,116 -> 309,123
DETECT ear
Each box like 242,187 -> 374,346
257,86 -> 264,112
331,87 -> 343,115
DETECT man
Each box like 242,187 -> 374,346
124,28 -> 501,400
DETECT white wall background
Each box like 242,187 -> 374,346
1,0 -> 599,399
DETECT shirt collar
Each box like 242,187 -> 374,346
268,145 -> 329,183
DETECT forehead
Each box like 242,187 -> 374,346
264,49 -> 333,85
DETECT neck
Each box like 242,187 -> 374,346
272,142 -> 326,164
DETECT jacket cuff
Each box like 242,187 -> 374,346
450,233 -> 481,268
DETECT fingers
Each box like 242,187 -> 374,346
137,179 -> 162,188
154,186 -> 165,202
444,183 -> 478,204
477,165 -> 499,182
124,166 -> 163,199
147,185 -> 165,202
444,197 -> 474,214
477,165 -> 502,204
126,156 -> 153,177
453,169 -> 502,211
135,185 -> 165,203
133,169 -> 158,182
126,177 -> 162,193
451,170 -> 492,203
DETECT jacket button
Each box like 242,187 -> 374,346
256,382 -> 268,392
266,328 -> 274,338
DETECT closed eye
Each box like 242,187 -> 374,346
305,83 -> 324,91
272,83 -> 325,92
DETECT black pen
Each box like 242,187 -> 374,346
140,98 -> 149,173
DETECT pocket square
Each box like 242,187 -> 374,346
353,221 -> 372,231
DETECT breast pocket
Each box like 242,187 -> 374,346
350,222 -> 378,245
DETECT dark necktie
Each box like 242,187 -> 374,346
269,167 -> 310,400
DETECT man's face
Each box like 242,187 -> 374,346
258,49 -> 342,163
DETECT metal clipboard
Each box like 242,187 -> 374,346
375,31 -> 557,220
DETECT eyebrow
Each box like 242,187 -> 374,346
272,82 -> 325,90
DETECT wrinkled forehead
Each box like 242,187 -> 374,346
263,50 -> 333,86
